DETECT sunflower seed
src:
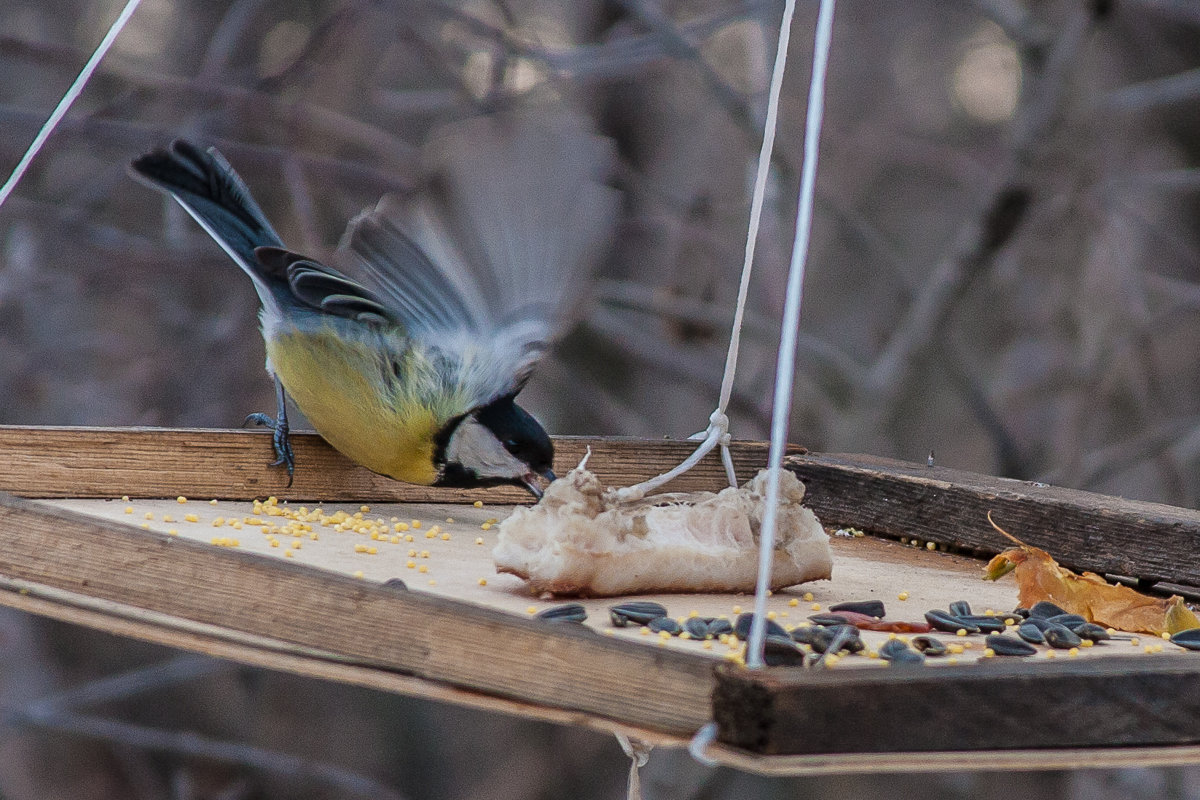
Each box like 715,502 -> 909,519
706,617 -> 734,636
683,617 -> 711,639
889,649 -> 926,667
790,626 -> 818,645
1028,601 -> 1069,619
648,616 -> 682,635
609,601 -> 668,627
734,613 -> 789,640
948,600 -> 972,618
957,615 -> 1007,633
829,600 -> 886,618
911,635 -> 948,656
1043,624 -> 1082,649
986,634 -> 1037,656
925,609 -> 979,634
810,624 -> 864,654
1045,613 -> 1088,630
537,603 -> 587,623
763,635 -> 805,666
382,578 -> 408,591
879,638 -> 915,660
1017,623 -> 1046,644
1073,623 -> 1111,642
808,613 -> 854,627
1169,628 -> 1200,651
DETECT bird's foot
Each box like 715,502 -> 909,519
244,412 -> 295,486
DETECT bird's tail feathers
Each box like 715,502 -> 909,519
130,140 -> 285,289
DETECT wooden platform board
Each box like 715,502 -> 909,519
3,425 -> 1200,774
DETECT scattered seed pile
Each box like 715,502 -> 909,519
107,494 -> 501,587
533,596 -> 1200,668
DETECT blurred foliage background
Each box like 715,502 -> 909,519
2,0 -> 1200,797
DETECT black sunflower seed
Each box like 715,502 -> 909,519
1073,623 -> 1111,642
734,613 -> 788,640
648,617 -> 682,635
1020,616 -> 1050,631
706,617 -> 733,636
925,609 -> 979,634
810,624 -> 863,654
808,613 -> 854,627
763,635 -> 805,666
888,649 -> 926,667
683,617 -> 711,639
537,603 -> 587,623
382,578 -> 408,591
1017,623 -> 1046,644
911,635 -> 947,656
1028,601 -> 1069,619
1045,613 -> 1088,630
790,626 -> 817,645
948,600 -> 972,618
1011,607 -> 1031,619
986,634 -> 1037,656
1169,628 -> 1200,651
957,615 -> 1007,633
878,638 -> 914,660
609,601 -> 668,627
1043,623 -> 1082,649
829,600 -> 887,618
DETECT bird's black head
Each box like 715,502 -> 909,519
434,394 -> 556,498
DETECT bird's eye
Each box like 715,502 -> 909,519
503,439 -> 520,452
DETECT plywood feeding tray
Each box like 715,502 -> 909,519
2,425 -> 1200,775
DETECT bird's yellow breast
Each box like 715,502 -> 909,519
265,329 -> 442,485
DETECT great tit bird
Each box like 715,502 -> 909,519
130,108 -> 617,497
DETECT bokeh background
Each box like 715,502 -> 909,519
2,0 -> 1200,797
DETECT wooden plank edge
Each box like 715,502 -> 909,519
712,658 -> 1200,756
0,576 -> 688,749
702,742 -> 1200,776
9,573 -> 1198,777
0,492 -> 715,736
0,425 -> 784,501
789,452 -> 1200,589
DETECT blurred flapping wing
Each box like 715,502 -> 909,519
339,103 -> 619,409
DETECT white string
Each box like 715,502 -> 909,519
616,0 -> 803,503
687,722 -> 720,767
615,733 -> 652,800
745,0 -> 836,670
0,0 -> 144,211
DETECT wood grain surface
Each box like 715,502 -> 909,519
6,426 -> 1200,763
714,656 -> 1200,755
0,493 -> 714,736
0,425 -> 781,501
789,451 -> 1200,590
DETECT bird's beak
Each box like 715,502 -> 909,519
520,468 -> 556,500
520,475 -> 544,500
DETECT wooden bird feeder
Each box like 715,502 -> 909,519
2,425 -> 1200,775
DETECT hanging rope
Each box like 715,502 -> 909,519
615,733 -> 652,800
744,0 -> 837,669
615,0 -> 805,503
0,0 -> 144,211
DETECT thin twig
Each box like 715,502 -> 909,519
1103,66 -> 1200,113
23,654 -> 226,716
12,709 -> 407,800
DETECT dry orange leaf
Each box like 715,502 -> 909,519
982,512 -> 1200,635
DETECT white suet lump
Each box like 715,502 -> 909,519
494,467 -> 832,596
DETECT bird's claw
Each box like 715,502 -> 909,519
244,412 -> 295,487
